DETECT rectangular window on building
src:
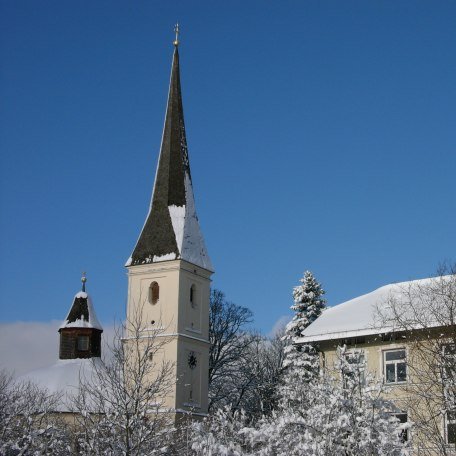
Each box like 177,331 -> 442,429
343,350 -> 365,384
384,349 -> 407,384
391,413 -> 408,442
447,411 -> 456,444
77,335 -> 89,351
442,343 -> 456,380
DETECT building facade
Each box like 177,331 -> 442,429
297,276 -> 456,454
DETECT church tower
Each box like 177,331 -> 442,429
125,27 -> 213,415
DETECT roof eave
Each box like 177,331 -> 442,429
297,321 -> 448,344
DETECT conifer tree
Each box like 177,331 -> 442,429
281,271 -> 326,403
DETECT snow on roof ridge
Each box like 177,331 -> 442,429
298,274 -> 453,343
74,291 -> 88,298
318,275 -> 445,317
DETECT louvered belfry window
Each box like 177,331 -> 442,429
149,282 -> 159,305
190,284 -> 196,308
77,335 -> 89,351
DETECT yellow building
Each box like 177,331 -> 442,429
297,275 -> 456,455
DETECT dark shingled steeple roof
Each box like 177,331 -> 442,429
60,291 -> 103,331
127,45 -> 213,271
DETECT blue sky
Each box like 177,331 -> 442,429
1,1 -> 455,334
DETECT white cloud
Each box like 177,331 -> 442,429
0,321 -> 115,378
1,317 -> 292,377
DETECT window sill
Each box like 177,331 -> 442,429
183,402 -> 201,409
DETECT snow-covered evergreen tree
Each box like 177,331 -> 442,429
281,271 -> 326,402
288,271 -> 326,337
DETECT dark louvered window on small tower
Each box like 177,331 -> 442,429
149,282 -> 159,305
190,284 -> 196,308
77,335 -> 89,351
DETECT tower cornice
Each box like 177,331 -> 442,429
126,259 -> 213,279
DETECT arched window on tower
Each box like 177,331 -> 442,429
149,282 -> 159,305
190,284 -> 196,308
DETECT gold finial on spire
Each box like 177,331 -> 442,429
81,271 -> 87,292
173,23 -> 179,47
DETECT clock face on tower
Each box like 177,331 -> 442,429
188,351 -> 197,370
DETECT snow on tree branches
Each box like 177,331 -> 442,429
286,271 -> 327,340
281,271 -> 326,401
189,347 -> 407,455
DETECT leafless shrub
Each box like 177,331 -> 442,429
0,369 -> 70,455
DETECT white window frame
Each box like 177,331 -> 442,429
390,412 -> 409,443
383,348 -> 407,384
343,349 -> 366,379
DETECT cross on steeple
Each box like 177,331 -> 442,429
173,23 -> 179,47
81,272 -> 87,292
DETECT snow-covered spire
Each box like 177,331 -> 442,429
59,276 -> 103,360
60,289 -> 103,331
127,42 -> 213,271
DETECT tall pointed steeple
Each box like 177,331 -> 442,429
125,30 -> 213,416
127,37 -> 212,271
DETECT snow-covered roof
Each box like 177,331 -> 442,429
126,46 -> 213,272
60,291 -> 103,331
297,275 -> 454,344
18,358 -> 101,411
